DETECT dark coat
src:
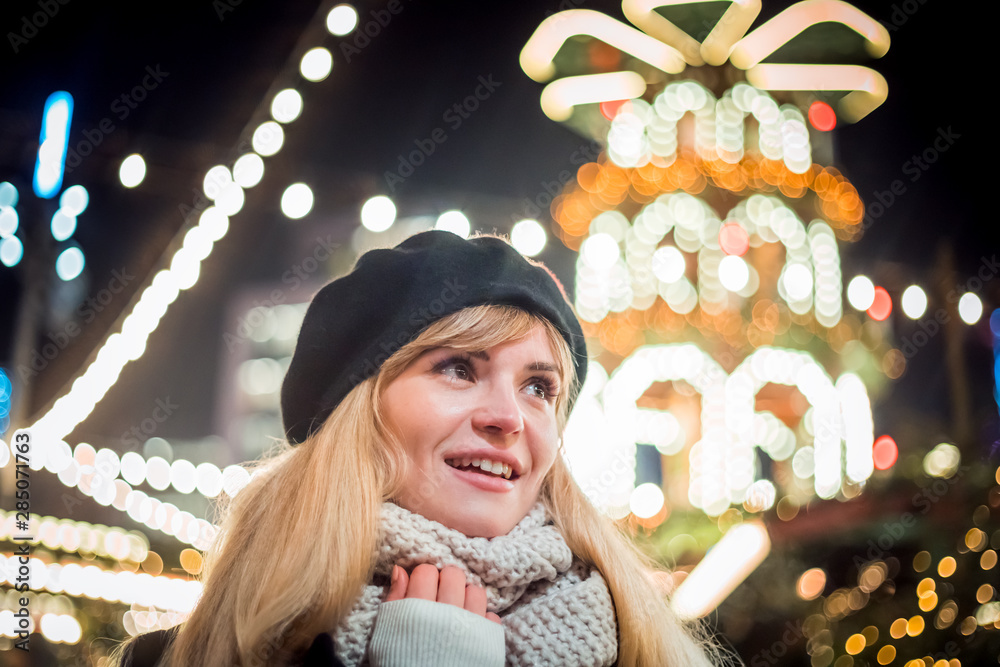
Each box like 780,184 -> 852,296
120,627 -> 346,667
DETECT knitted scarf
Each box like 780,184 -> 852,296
331,501 -> 618,666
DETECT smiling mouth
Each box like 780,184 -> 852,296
445,457 -> 517,480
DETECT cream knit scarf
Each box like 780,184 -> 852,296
331,501 -> 618,666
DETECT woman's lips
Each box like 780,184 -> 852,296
446,462 -> 515,492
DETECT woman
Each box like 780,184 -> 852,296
117,230 -> 725,666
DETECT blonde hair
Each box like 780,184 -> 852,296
114,304 -> 725,666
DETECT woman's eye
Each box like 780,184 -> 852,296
528,379 -> 559,402
435,356 -> 474,381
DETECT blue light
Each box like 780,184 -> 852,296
55,245 -> 85,281
992,308 -> 1000,418
59,184 -> 89,215
51,209 -> 77,241
0,182 -> 17,207
0,236 -> 24,267
0,368 -> 11,434
32,91 -> 74,199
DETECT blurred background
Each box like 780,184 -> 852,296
1,0 -> 998,664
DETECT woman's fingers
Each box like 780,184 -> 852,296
437,566 -> 467,608
385,565 -> 409,602
404,563 -> 440,601
389,564 -> 501,624
462,581 -> 487,616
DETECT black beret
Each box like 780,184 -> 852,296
280,230 -> 588,445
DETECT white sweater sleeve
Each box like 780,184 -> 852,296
367,598 -> 505,667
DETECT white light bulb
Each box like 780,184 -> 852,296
718,255 -> 749,292
783,264 -> 813,301
510,219 -> 546,256
233,154 -> 265,188
434,210 -> 470,238
326,4 -> 359,35
847,275 -> 875,311
56,247 -> 85,281
300,48 -> 333,82
252,122 -> 284,157
280,183 -> 314,220
958,293 -> 982,325
630,482 -> 665,519
651,246 -> 685,283
581,233 -> 620,270
271,89 -> 303,123
900,285 -> 927,319
119,154 -> 146,188
360,196 -> 396,232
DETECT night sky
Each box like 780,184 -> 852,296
0,0 -> 996,449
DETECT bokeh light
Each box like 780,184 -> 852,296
796,567 -> 826,600
652,246 -> 686,283
581,233 -> 620,270
719,255 -> 750,292
510,218 -> 546,256
326,4 -> 359,35
360,195 -> 396,232
847,275 -> 875,311
923,442 -> 960,478
51,209 -> 77,242
203,165 -> 232,201
872,435 -> 898,470
719,222 -> 749,256
233,153 -> 265,188
119,154 -> 146,188
0,206 -> 18,238
252,121 -> 284,157
280,183 -> 314,219
434,210 -> 471,238
901,285 -> 927,319
808,100 -> 837,131
630,482 -> 665,519
867,286 -> 891,321
782,263 -> 813,301
300,47 -> 333,82
0,181 -> 18,207
60,184 -> 89,215
55,246 -> 85,281
958,292 -> 983,324
270,88 -> 303,123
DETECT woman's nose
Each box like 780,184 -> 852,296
470,380 -> 524,436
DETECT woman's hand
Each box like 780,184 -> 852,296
387,564 -> 501,624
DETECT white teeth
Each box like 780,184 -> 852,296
448,457 -> 514,480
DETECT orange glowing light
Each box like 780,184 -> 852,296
796,567 -> 827,600
809,100 -> 837,131
867,286 -> 892,321
719,222 -> 750,256
600,99 -> 628,119
555,156 -> 866,250
873,435 -> 898,470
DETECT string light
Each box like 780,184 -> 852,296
0,553 -> 199,615
29,7 -> 321,444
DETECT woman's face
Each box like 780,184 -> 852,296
381,324 -> 562,538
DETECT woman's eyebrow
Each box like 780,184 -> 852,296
526,361 -> 559,374
446,349 -> 557,374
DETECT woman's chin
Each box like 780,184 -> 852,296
427,503 -> 518,538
